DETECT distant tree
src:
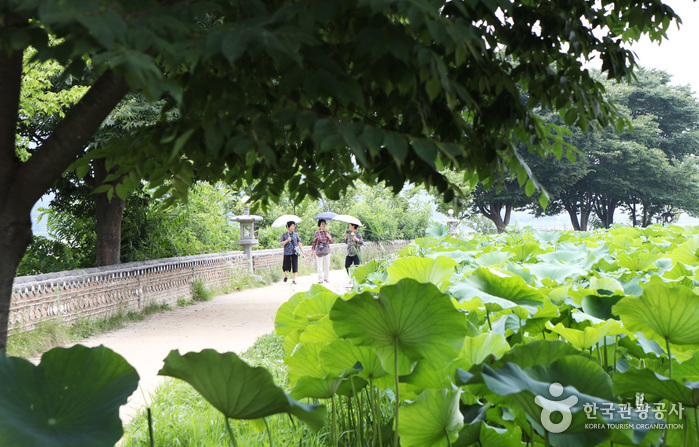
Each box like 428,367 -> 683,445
467,179 -> 532,233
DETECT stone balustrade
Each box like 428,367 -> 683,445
9,240 -> 410,335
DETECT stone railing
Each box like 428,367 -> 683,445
9,240 -> 411,335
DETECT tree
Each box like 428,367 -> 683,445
538,69 -> 699,230
0,0 -> 681,350
468,179 -> 531,233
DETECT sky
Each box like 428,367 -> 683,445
626,0 -> 699,98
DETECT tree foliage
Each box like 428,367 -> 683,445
0,0 -> 683,351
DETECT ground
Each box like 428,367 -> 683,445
71,268 -> 350,425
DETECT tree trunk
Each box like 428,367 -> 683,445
94,159 -> 125,266
0,207 -> 33,352
479,203 -> 509,233
565,205 -> 582,231
0,60 -> 130,350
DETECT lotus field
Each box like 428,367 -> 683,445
1,225 -> 698,447
271,225 -> 699,446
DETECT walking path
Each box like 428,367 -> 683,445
71,269 -> 350,426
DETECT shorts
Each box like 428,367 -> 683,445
345,255 -> 360,269
283,254 -> 298,273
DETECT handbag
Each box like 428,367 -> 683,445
294,246 -> 301,256
316,242 -> 330,257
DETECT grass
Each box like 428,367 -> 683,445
121,332 -> 396,447
121,334 -> 330,447
6,302 -> 170,358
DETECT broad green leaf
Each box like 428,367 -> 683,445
449,268 -> 544,315
285,341 -> 332,383
479,362 -> 653,444
613,284 -> 699,345
298,316 -> 338,344
351,259 -> 385,284
455,332 -> 510,371
668,235 -> 699,265
547,320 -> 622,350
581,294 -> 623,321
474,251 -> 511,267
502,242 -> 541,263
495,340 -> 585,371
386,255 -> 457,291
274,292 -> 306,336
531,229 -> 562,244
293,286 -> 340,322
521,262 -> 586,286
613,368 -> 699,406
399,389 -> 463,447
0,345 -> 138,447
454,422 -> 524,447
159,349 -> 325,430
330,278 -> 468,375
319,340 -> 388,380
615,251 -> 658,272
589,276 -> 624,295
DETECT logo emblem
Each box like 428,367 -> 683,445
534,382 -> 578,433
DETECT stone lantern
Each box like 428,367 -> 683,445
445,209 -> 460,236
231,207 -> 263,272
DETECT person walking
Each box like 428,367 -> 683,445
280,221 -> 305,284
311,219 -> 333,284
343,223 -> 364,276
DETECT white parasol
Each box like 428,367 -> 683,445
271,214 -> 302,227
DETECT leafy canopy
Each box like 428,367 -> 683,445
1,0 -> 681,207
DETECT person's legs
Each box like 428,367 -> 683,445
316,255 -> 324,283
323,255 -> 330,281
283,255 -> 291,281
291,254 -> 299,283
345,255 -> 353,275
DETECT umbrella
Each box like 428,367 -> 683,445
271,214 -> 302,228
331,214 -> 362,227
314,211 -> 338,220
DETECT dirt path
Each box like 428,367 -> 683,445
71,268 -> 349,426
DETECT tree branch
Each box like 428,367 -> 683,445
0,46 -> 23,189
14,70 -> 130,208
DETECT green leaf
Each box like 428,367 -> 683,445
319,339 -> 389,380
479,361 -> 654,444
159,349 -> 326,430
386,255 -> 457,291
330,278 -> 468,375
411,138 -> 437,166
449,268 -> 544,315
399,389 -> 463,447
274,291 -> 306,336
455,332 -> 510,371
547,320 -> 622,351
613,284 -> 699,345
0,345 -> 139,447
613,368 -> 699,406
668,235 -> 699,265
385,132 -> 408,164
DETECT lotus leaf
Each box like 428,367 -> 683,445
330,278 -> 468,376
386,255 -> 457,291
613,284 -> 699,345
0,345 -> 138,447
159,349 -> 326,430
398,389 -> 463,447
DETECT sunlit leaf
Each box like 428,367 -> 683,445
613,284 -> 699,345
399,389 -> 463,447
330,278 -> 468,375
